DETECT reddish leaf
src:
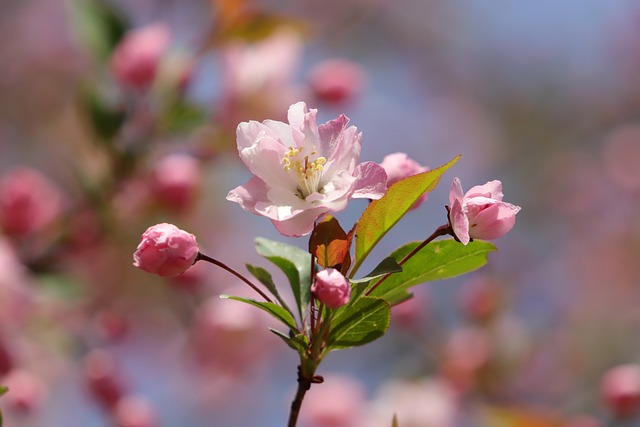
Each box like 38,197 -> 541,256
309,216 -> 351,271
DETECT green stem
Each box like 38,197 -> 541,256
365,224 -> 452,297
195,252 -> 273,303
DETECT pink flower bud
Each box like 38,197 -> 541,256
0,168 -> 63,236
448,177 -> 521,245
150,153 -> 201,212
133,223 -> 199,277
601,363 -> 640,418
1,369 -> 46,413
110,23 -> 171,89
307,59 -> 365,105
380,153 -> 429,209
84,349 -> 125,408
114,396 -> 157,427
312,268 -> 351,309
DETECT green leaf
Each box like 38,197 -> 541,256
352,156 -> 460,277
245,264 -> 295,318
255,238 -> 312,320
161,101 -> 207,134
308,215 -> 351,271
326,296 -> 391,350
370,239 -> 496,305
82,88 -> 126,140
350,257 -> 402,285
269,329 -> 308,354
220,295 -> 298,331
72,0 -> 128,61
0,386 -> 6,396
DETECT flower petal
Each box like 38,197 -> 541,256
226,177 -> 271,214
271,206 -> 329,237
469,202 -> 520,240
449,177 -> 464,206
466,180 -> 503,201
450,197 -> 470,245
350,161 -> 388,200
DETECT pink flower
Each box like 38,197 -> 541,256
448,177 -> 520,245
133,223 -> 199,277
601,363 -> 640,418
150,153 -> 201,211
380,152 -> 429,209
1,369 -> 46,413
299,375 -> 366,427
0,168 -> 63,236
84,349 -> 125,408
227,102 -> 388,236
307,59 -> 365,105
312,268 -> 351,309
110,23 -> 171,89
114,396 -> 157,427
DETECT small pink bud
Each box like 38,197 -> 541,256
114,396 -> 157,427
133,223 -> 199,277
84,349 -> 125,408
307,59 -> 365,105
448,177 -> 521,245
601,363 -> 640,418
312,268 -> 351,309
110,23 -> 171,89
0,168 -> 63,236
380,153 -> 429,209
2,369 -> 46,413
150,153 -> 201,212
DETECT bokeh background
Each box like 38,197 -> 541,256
2,0 -> 640,426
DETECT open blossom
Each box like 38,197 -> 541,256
380,152 -> 429,209
227,101 -> 387,236
110,23 -> 171,89
133,223 -> 198,277
312,268 -> 351,309
448,178 -> 520,245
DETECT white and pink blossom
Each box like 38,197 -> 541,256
227,102 -> 387,236
448,178 -> 520,245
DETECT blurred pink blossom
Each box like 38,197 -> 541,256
601,363 -> 640,418
1,369 -> 46,413
449,178 -> 520,245
110,23 -> 171,89
114,395 -> 157,427
312,268 -> 351,309
0,167 -> 63,236
458,276 -> 502,323
133,223 -> 199,277
191,296 -> 274,374
84,349 -> 126,409
380,152 -> 429,210
150,153 -> 201,212
299,375 -> 366,427
227,101 -> 387,236
364,378 -> 458,427
307,59 -> 365,105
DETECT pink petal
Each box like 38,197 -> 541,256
238,133 -> 291,189
226,177 -> 270,214
271,206 -> 329,237
449,177 -> 464,207
469,202 -> 520,240
351,162 -> 388,200
450,198 -> 470,245
466,180 -> 503,201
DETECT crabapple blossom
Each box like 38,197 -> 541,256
307,59 -> 365,105
299,375 -> 366,427
1,369 -> 46,413
133,223 -> 198,277
448,177 -> 520,245
312,268 -> 351,309
380,152 -> 429,209
601,363 -> 640,418
226,101 -> 387,236
110,23 -> 171,89
84,349 -> 126,408
0,168 -> 63,236
150,153 -> 201,211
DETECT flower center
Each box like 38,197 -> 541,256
282,146 -> 327,199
